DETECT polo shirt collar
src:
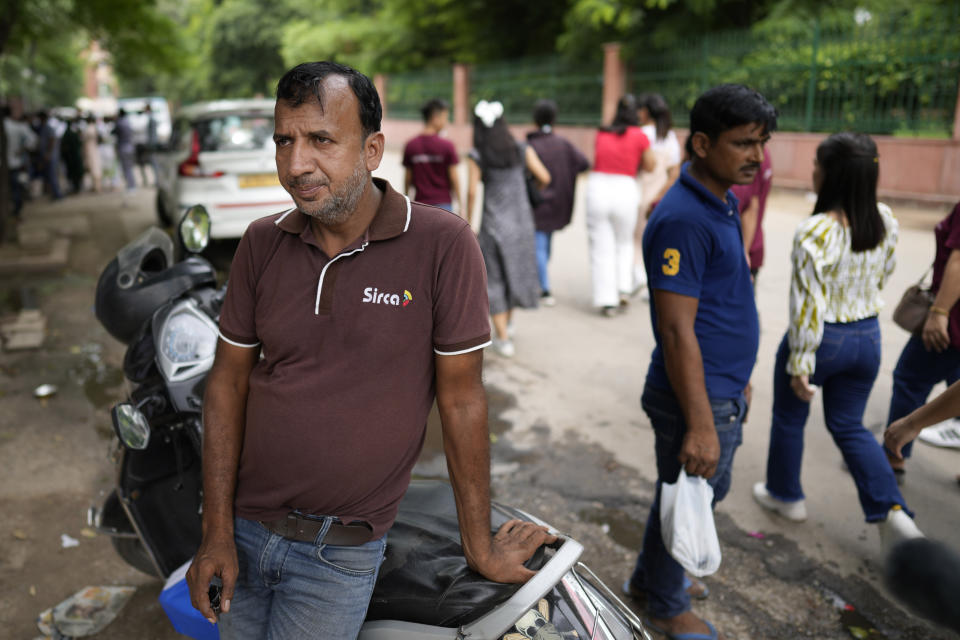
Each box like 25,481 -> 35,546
274,177 -> 411,244
678,162 -> 740,218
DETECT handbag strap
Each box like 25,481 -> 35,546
915,264 -> 933,287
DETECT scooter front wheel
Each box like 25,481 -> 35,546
112,535 -> 161,577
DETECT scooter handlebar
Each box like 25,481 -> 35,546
459,535 -> 584,640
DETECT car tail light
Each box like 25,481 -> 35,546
178,130 -> 224,178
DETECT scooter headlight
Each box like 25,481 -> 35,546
111,403 -> 150,450
155,299 -> 218,382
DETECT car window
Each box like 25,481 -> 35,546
195,115 -> 274,152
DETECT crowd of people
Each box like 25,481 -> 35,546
398,85 -> 957,639
2,105 -> 160,218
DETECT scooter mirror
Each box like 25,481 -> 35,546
179,205 -> 211,254
111,403 -> 151,450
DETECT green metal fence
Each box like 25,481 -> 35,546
385,67 -> 453,121
630,6 -> 960,136
468,56 -> 602,126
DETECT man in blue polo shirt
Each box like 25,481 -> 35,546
624,84 -> 777,640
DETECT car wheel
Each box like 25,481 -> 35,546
156,191 -> 173,227
111,536 -> 160,577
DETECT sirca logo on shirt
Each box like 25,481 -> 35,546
362,287 -> 413,307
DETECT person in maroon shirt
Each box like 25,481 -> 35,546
730,147 -> 773,280
886,201 -> 960,481
402,98 -> 462,212
526,99 -> 590,306
185,62 -> 553,640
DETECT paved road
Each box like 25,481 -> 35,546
0,150 -> 957,639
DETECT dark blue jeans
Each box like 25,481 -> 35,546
629,384 -> 746,618
886,333 -> 960,458
765,317 -> 911,522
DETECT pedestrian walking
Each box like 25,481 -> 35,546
402,98 -> 461,212
885,200 -> 960,479
184,62 -> 553,640
114,109 -> 136,191
633,93 -> 682,296
38,111 -> 63,200
3,106 -> 37,219
137,103 -> 161,187
99,116 -> 119,190
466,100 -> 550,357
731,147 -> 773,283
624,84 -> 777,640
82,115 -> 103,192
60,118 -> 85,194
526,99 -> 590,306
752,132 -> 922,552
586,94 -> 656,317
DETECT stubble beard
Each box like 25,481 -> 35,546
295,161 -> 368,226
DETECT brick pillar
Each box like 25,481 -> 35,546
953,72 -> 960,141
453,63 -> 471,126
374,74 -> 388,119
602,42 -> 626,126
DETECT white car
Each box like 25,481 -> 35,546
155,99 -> 293,239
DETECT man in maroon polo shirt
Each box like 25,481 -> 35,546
185,61 -> 554,640
402,98 -> 461,212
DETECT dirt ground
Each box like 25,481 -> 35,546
1,155 -> 958,640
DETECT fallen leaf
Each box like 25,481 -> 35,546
80,528 -> 97,539
12,529 -> 27,540
29,585 -> 37,596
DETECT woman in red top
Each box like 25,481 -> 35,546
586,94 -> 656,316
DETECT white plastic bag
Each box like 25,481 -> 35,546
659,469 -> 722,577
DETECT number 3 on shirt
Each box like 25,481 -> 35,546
662,248 -> 680,276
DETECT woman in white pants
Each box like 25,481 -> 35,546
586,95 -> 656,316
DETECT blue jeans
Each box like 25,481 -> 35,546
765,318 -> 911,522
629,384 -> 746,618
434,202 -> 453,212
535,231 -> 552,293
886,333 -> 960,458
218,516 -> 386,640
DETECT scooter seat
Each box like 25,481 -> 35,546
366,480 -> 548,627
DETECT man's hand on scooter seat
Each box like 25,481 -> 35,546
187,534 -> 239,624
471,519 -> 558,584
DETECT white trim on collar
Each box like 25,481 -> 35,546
274,208 -> 296,226
402,195 -> 411,233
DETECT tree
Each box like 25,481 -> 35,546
0,0 -> 183,243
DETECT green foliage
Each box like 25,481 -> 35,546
0,0 -> 185,107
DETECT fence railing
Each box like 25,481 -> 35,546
630,7 -> 960,136
468,56 -> 602,126
382,6 -> 959,137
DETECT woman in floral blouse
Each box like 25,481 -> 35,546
753,132 -> 922,550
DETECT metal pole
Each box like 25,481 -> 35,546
804,18 -> 820,132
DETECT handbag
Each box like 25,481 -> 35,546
893,265 -> 934,333
525,171 -> 544,208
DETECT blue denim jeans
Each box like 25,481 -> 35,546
535,230 -> 552,293
886,333 -> 960,458
218,516 -> 386,640
628,384 -> 746,618
434,202 -> 454,212
765,317 -> 911,522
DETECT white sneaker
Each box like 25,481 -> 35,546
878,505 -> 923,555
540,292 -> 556,307
752,482 -> 808,522
917,419 -> 960,448
491,338 -> 515,358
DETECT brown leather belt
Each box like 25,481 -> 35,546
259,513 -> 374,546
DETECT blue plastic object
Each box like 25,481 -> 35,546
158,560 -> 219,640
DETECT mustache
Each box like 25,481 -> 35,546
741,163 -> 761,172
287,176 -> 329,189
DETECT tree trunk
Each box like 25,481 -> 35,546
0,0 -> 20,244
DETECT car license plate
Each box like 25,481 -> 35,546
238,173 -> 280,188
